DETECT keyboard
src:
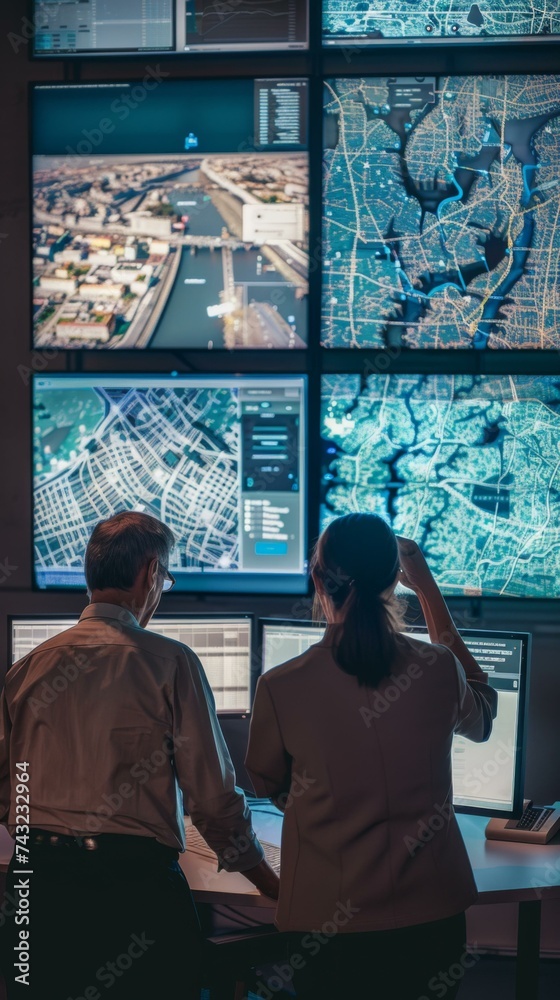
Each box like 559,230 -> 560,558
515,806 -> 553,832
186,825 -> 281,874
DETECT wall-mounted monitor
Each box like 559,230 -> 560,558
259,618 -> 531,818
33,373 -> 308,593
321,374 -> 560,598
323,1 -> 559,45
32,79 -> 309,350
33,0 -> 309,56
322,75 -> 560,349
10,614 -> 255,714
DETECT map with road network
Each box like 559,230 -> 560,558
323,2 -> 560,40
322,75 -> 560,349
34,383 -> 241,579
321,374 -> 560,597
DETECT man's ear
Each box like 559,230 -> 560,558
147,557 -> 159,589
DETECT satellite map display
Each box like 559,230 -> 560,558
33,375 -> 307,592
322,1 -> 560,41
322,75 -> 560,349
321,374 -> 560,597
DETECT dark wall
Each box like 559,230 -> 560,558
1,0 -> 560,806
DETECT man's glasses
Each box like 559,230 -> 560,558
160,565 -> 176,593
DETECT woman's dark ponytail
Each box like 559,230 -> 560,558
311,514 -> 405,687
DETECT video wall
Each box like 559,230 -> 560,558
28,1 -> 560,600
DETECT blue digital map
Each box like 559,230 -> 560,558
323,1 -> 560,41
322,75 -> 560,349
321,374 -> 560,597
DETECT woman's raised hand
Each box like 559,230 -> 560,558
396,535 -> 437,596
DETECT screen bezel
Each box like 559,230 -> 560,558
31,372 -> 309,596
8,611 -> 258,717
256,617 -> 531,819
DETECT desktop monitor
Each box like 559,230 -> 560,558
32,79 -> 309,350
32,0 -> 309,56
322,74 -> 560,349
33,373 -> 308,593
10,614 -> 255,714
322,1 -> 559,45
259,619 -> 531,817
321,373 -> 560,598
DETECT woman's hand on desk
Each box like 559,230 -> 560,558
242,858 -> 280,899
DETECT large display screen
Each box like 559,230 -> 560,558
323,1 -> 559,44
33,374 -> 307,593
33,0 -> 308,56
32,80 -> 309,351
321,374 -> 560,597
260,619 -> 530,817
322,75 -> 560,349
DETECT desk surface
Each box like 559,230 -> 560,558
2,810 -> 560,908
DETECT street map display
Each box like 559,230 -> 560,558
322,75 -> 560,349
323,2 -> 560,41
321,374 -> 560,597
33,375 -> 307,592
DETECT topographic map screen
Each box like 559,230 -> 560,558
33,374 -> 307,593
323,75 -> 560,349
321,374 -> 560,597
323,1 -> 560,42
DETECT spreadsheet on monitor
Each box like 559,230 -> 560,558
11,616 -> 253,714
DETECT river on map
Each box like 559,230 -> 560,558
150,170 -> 307,349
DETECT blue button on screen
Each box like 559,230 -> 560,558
255,542 -> 288,557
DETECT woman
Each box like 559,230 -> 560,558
246,513 -> 497,1000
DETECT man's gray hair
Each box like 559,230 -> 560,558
84,511 -> 175,593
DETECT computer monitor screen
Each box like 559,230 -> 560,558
260,619 -> 529,816
407,628 -> 528,816
10,615 -> 254,713
322,75 -> 560,349
32,79 -> 309,350
33,0 -> 175,54
321,374 -> 560,598
183,0 -> 309,52
32,0 -> 308,56
322,1 -> 559,44
33,373 -> 307,593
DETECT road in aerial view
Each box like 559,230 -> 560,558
33,383 -> 241,584
323,1 -> 560,40
322,75 -> 560,349
321,374 -> 560,597
33,152 -> 309,350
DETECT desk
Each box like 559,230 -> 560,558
1,813 -> 560,999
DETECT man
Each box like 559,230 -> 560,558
0,511 -> 279,999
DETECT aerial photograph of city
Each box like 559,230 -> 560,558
33,151 -> 309,350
